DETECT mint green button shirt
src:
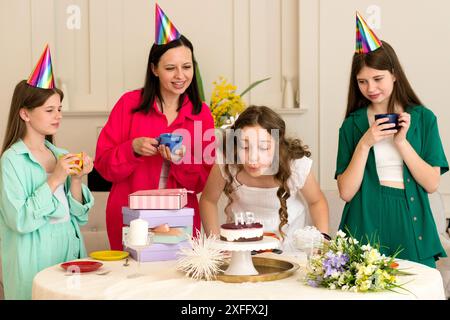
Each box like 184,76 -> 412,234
335,106 -> 448,262
0,139 -> 94,300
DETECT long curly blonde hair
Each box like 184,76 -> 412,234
221,105 -> 310,238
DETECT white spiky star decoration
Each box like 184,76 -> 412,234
176,230 -> 226,281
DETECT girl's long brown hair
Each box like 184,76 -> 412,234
345,40 -> 422,118
221,105 -> 310,238
1,80 -> 63,155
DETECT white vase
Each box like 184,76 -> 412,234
283,77 -> 295,109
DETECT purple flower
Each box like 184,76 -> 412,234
322,251 -> 349,277
335,253 -> 349,268
322,258 -> 336,277
307,280 -> 319,287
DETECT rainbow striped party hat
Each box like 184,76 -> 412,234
155,3 -> 181,45
27,44 -> 55,89
355,11 -> 382,54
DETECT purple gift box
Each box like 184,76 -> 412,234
122,207 -> 194,228
124,240 -> 191,262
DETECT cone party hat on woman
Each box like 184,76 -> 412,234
355,11 -> 382,54
155,3 -> 181,45
27,44 -> 55,89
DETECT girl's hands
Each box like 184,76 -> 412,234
393,112 -> 411,145
48,153 -> 83,188
132,137 -> 159,156
71,152 -> 94,180
360,118 -> 397,148
158,145 -> 186,163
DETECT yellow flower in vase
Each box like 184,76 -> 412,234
209,76 -> 270,128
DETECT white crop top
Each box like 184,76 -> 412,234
46,173 -> 70,224
373,135 -> 404,182
51,183 -> 70,224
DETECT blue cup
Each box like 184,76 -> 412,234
156,133 -> 183,152
374,113 -> 400,131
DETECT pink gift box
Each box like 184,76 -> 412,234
128,188 -> 188,210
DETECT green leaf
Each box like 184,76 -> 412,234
394,268 -> 416,276
195,62 -> 205,102
239,77 -> 271,97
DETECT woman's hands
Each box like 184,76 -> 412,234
132,137 -> 159,156
158,144 -> 186,163
133,136 -> 186,162
360,117 -> 397,148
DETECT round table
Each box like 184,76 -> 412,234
31,253 -> 446,300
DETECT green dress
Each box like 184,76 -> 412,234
0,139 -> 94,299
335,106 -> 448,265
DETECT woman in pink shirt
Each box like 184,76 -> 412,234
94,34 -> 215,250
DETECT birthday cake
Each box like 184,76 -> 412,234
220,222 -> 264,242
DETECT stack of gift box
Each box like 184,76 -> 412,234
122,188 -> 193,262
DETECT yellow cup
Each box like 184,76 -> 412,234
59,153 -> 83,174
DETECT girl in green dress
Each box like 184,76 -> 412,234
336,15 -> 448,268
0,46 -> 94,299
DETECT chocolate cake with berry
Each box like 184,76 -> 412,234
220,222 -> 264,242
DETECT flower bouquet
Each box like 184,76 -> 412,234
305,230 -> 413,293
210,76 -> 270,128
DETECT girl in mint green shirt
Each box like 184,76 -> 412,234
0,80 -> 95,299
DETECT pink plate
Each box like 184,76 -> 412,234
61,261 -> 103,273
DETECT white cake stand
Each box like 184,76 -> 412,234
212,236 -> 280,276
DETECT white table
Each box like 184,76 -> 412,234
32,253 -> 446,300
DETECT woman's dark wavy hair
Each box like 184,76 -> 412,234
221,105 -> 311,238
345,40 -> 422,118
133,35 -> 202,114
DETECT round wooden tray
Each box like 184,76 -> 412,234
215,257 -> 299,283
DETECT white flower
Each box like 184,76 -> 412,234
341,285 -> 349,291
359,280 -> 372,292
361,244 -> 372,251
329,283 -> 336,290
362,264 -> 376,276
370,249 -> 381,262
331,271 -> 340,279
364,248 -> 382,264
338,274 -> 346,285
336,230 -> 346,238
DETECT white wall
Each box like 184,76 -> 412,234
0,0 -> 301,138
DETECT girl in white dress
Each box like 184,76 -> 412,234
200,106 -> 329,251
